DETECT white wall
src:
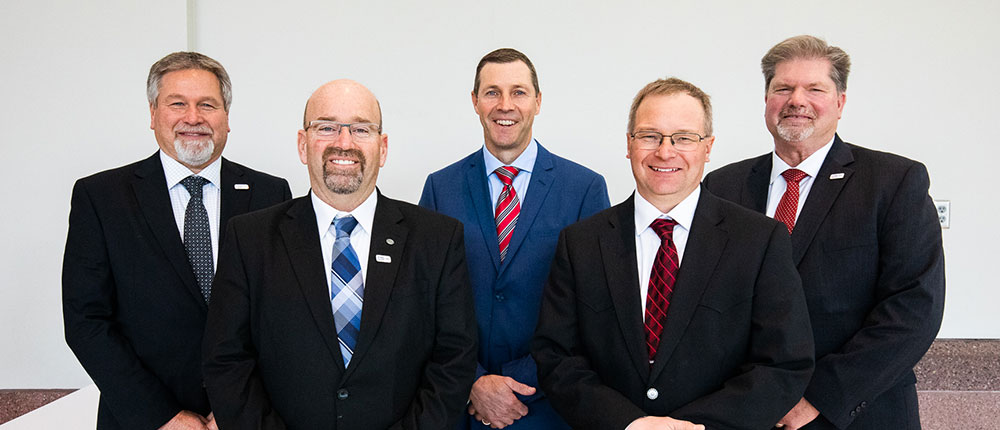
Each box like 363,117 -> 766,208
2,0 -> 996,388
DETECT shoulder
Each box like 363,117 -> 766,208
843,141 -> 925,172
704,153 -> 768,183
381,194 -> 464,231
228,197 -> 302,229
222,158 -> 289,186
425,151 -> 480,180
74,157 -> 150,188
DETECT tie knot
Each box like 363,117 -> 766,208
180,175 -> 208,197
781,169 -> 808,184
333,216 -> 358,238
495,166 -> 519,186
649,218 -> 678,241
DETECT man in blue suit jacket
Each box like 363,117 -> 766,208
420,48 -> 610,429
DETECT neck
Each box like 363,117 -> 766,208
313,184 -> 375,213
774,133 -> 833,167
486,140 -> 530,165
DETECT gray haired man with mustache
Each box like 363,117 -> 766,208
63,52 -> 291,430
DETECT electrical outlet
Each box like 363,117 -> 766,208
934,200 -> 950,229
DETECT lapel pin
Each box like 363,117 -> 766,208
376,254 -> 392,263
234,184 -> 250,190
385,238 -> 395,245
829,173 -> 845,180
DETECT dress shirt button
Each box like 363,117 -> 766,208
337,389 -> 349,400
646,388 -> 659,400
495,293 -> 505,302
860,401 -> 868,408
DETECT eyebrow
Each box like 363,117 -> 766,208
313,116 -> 375,124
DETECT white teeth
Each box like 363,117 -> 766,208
651,167 -> 679,172
330,159 -> 356,165
495,120 -> 515,126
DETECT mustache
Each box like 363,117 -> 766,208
780,107 -> 815,118
323,147 -> 366,165
174,125 -> 213,134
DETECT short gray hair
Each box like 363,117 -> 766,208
147,52 -> 232,111
761,35 -> 851,94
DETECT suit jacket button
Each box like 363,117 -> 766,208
337,389 -> 349,400
860,401 -> 868,408
495,293 -> 505,301
646,388 -> 658,400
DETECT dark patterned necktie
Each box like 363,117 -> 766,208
644,218 -> 678,364
181,175 -> 213,303
329,216 -> 364,367
494,166 -> 521,262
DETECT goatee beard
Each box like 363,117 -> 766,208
323,147 -> 366,194
174,138 -> 214,167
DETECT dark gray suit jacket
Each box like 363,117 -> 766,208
703,135 -> 945,429
202,192 -> 478,430
63,152 -> 291,429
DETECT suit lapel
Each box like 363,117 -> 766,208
599,197 -> 650,380
131,153 -> 206,308
465,153 -> 502,272
498,144 -> 554,276
650,191 -> 728,381
744,154 -> 772,213
789,135 -> 854,264
343,193 -> 407,380
280,197 -> 346,371
219,158 -> 251,246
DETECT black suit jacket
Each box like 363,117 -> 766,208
703,135 -> 946,429
532,190 -> 815,430
63,152 -> 292,429
202,192 -> 479,430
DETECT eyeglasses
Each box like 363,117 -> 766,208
307,120 -> 381,142
630,131 -> 707,152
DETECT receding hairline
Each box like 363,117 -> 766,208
301,81 -> 383,130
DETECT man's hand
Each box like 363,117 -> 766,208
626,416 -> 705,430
158,410 -> 209,430
467,374 -> 537,428
775,398 -> 820,430
206,412 -> 218,430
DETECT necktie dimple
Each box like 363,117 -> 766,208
494,166 -> 521,262
329,216 -> 364,367
775,169 -> 809,234
644,218 -> 679,364
181,175 -> 213,303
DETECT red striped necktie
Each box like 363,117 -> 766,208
494,166 -> 521,262
644,218 -> 678,364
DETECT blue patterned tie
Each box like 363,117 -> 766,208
329,216 -> 364,366
181,175 -> 213,303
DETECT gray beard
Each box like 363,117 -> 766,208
323,148 -> 365,194
174,138 -> 214,166
776,122 -> 814,143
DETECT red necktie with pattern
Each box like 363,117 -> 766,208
774,168 -> 808,234
494,166 -> 521,262
644,218 -> 678,364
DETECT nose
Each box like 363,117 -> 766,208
498,94 -> 514,111
332,126 -> 354,148
787,87 -> 808,106
654,138 -> 679,159
182,105 -> 202,124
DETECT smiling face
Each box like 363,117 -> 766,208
765,58 -> 845,154
628,93 -> 714,213
298,80 -> 387,210
472,61 -> 541,159
149,69 -> 230,172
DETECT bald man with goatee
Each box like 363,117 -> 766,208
203,80 -> 478,430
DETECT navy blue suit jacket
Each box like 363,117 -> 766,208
420,143 -> 609,429
703,135 -> 945,429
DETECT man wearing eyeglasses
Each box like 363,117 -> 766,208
703,35 -> 945,430
202,79 -> 478,430
532,77 -> 815,430
419,47 -> 609,430
62,52 -> 291,430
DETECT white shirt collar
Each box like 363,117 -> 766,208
311,189 -> 378,239
769,136 -> 835,185
634,186 -> 701,236
159,150 -> 222,188
483,138 -> 537,175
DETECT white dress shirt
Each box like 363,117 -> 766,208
161,151 -> 222,266
483,138 -> 537,208
633,187 -> 700,311
312,190 -> 377,295
765,137 -> 835,222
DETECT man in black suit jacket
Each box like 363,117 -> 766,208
532,78 -> 814,430
703,35 -> 945,430
202,79 -> 479,429
63,52 -> 291,430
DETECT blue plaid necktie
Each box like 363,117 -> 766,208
329,216 -> 364,366
181,175 -> 213,303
